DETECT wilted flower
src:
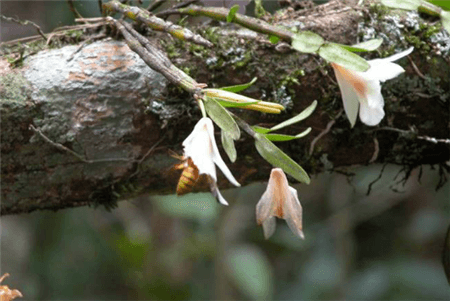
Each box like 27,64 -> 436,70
182,117 -> 240,205
331,47 -> 414,127
256,168 -> 304,239
0,273 -> 23,301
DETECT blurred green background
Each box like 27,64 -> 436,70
1,1 -> 450,300
2,165 -> 449,300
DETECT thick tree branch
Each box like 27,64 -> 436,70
1,1 -> 448,215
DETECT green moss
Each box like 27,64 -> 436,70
0,73 -> 30,104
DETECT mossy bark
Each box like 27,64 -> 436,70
1,2 -> 448,215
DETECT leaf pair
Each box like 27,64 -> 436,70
292,31 -> 384,72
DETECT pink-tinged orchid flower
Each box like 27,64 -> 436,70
331,47 -> 414,127
256,168 -> 304,239
182,117 -> 240,205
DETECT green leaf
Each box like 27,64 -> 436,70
381,0 -> 422,10
291,31 -> 325,53
269,100 -> 317,132
265,127 -> 312,141
269,35 -> 280,44
221,130 -> 237,162
252,126 -> 271,134
204,97 -> 240,140
318,43 -> 370,72
441,11 -> 450,34
429,0 -> 450,10
220,77 -> 258,93
226,246 -> 273,300
336,38 -> 383,52
254,133 -> 310,184
227,5 -> 240,22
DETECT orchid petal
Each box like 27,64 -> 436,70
332,63 -> 360,127
209,178 -> 229,206
256,168 -> 304,239
283,187 -> 304,239
383,46 -> 414,63
366,61 -> 406,82
359,96 -> 385,126
262,216 -> 276,239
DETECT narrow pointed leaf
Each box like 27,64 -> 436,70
269,100 -> 317,132
220,77 -> 258,93
336,38 -> 383,52
292,31 -> 324,53
252,126 -> 271,134
265,127 -> 312,141
204,97 -> 240,140
319,43 -> 370,72
381,0 -> 421,10
227,5 -> 240,22
254,133 -> 310,184
221,130 -> 237,162
441,11 -> 450,34
216,98 -> 260,107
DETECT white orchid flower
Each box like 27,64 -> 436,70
182,117 -> 240,205
256,168 -> 304,239
331,47 -> 414,127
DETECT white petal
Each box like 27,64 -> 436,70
383,47 -> 414,63
183,119 -> 217,181
262,216 -> 276,239
359,79 -> 382,108
203,118 -> 240,187
256,189 -> 276,225
366,61 -> 406,82
283,187 -> 304,239
332,64 -> 360,127
209,178 -> 229,206
359,95 -> 385,126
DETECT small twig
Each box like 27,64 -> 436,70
366,163 -> 388,195
98,0 -> 103,15
129,134 -> 166,179
75,17 -> 107,23
369,137 -> 379,163
67,33 -> 107,61
67,0 -> 86,22
0,14 -> 47,40
309,109 -> 343,155
408,56 -> 426,79
29,125 -> 133,164
375,127 -> 450,144
156,0 -> 198,17
146,0 -> 166,12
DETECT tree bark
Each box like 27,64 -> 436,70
1,2 -> 449,215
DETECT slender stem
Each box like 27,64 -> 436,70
111,18 -> 200,93
177,5 -> 294,42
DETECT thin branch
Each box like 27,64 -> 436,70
29,125 -> 133,164
146,0 -> 166,12
103,0 -> 213,48
170,5 -> 295,41
366,163 -> 388,195
376,127 -> 450,144
67,33 -> 107,62
156,0 -> 199,17
98,0 -> 103,15
0,14 -> 47,40
67,0 -> 86,22
108,17 -> 200,93
408,56 -> 426,79
309,109 -> 343,155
